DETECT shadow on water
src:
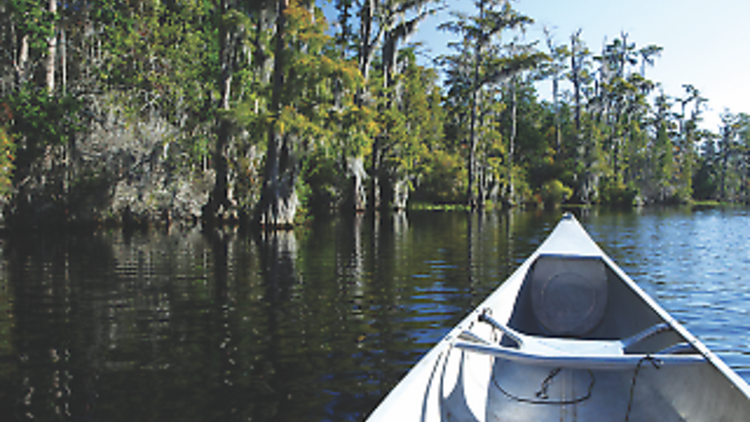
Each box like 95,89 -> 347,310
0,208 -> 747,421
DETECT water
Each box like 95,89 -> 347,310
0,208 -> 747,421
580,208 -> 750,382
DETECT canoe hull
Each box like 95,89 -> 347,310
366,214 -> 750,421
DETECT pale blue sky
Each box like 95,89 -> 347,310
410,0 -> 750,131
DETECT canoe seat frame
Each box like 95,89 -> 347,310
454,311 -> 704,370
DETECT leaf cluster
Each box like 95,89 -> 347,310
3,87 -> 84,171
9,0 -> 56,51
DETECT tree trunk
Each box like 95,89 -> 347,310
360,0 -> 381,211
570,30 -> 593,204
258,0 -> 298,229
719,148 -> 729,202
552,74 -> 561,150
369,136 -> 381,211
259,132 -> 298,228
506,79 -> 517,206
544,29 -> 561,151
61,25 -> 66,94
371,22 -> 402,213
357,0 -> 375,105
347,156 -> 367,212
570,30 -> 582,134
467,31 -> 482,211
204,0 -> 236,222
15,34 -> 30,86
477,110 -> 485,209
392,178 -> 409,211
46,0 -> 57,93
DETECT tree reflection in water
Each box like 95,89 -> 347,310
0,210 -> 623,421
0,217 -> 407,421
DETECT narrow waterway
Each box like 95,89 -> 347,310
0,207 -> 747,421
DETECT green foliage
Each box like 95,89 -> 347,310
653,119 -> 675,189
368,49 -> 447,206
510,166 -> 533,205
3,87 -> 84,171
96,0 -> 217,123
599,177 -> 639,207
270,1 -> 368,158
9,0 -> 56,51
0,123 -> 15,198
415,149 -> 466,204
540,179 -> 572,208
380,54 -> 444,172
2,0 -> 744,226
692,160 -> 717,201
299,147 -> 341,214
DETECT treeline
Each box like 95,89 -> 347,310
0,0 -> 749,229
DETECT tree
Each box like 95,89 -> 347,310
258,0 -> 365,226
672,84 -> 706,201
651,92 -> 676,202
1,0 -> 95,221
568,29 -> 589,135
378,48 -> 444,210
260,0 -> 310,228
713,110 -> 750,203
541,27 -> 569,151
498,40 -> 547,207
736,113 -> 750,203
693,131 -> 719,201
637,44 -> 663,78
367,0 -> 439,211
7,0 -> 56,87
204,0 -> 246,222
567,29 -> 598,203
440,0 -> 535,210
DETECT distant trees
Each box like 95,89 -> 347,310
0,0 -> 747,229
709,111 -> 750,203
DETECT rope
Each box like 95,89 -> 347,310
536,367 -> 562,399
479,308 -> 596,405
624,355 -> 662,421
491,366 -> 595,405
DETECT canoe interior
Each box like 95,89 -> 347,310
505,255 -> 684,352
484,254 -> 750,421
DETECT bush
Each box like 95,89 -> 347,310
540,179 -> 572,208
4,88 -> 83,172
413,149 -> 466,204
299,148 -> 343,215
0,110 -> 15,200
599,178 -> 639,207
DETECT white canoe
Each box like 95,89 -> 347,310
366,213 -> 750,421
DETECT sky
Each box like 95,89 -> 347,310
407,0 -> 750,131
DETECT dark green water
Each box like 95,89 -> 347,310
0,208 -> 747,421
